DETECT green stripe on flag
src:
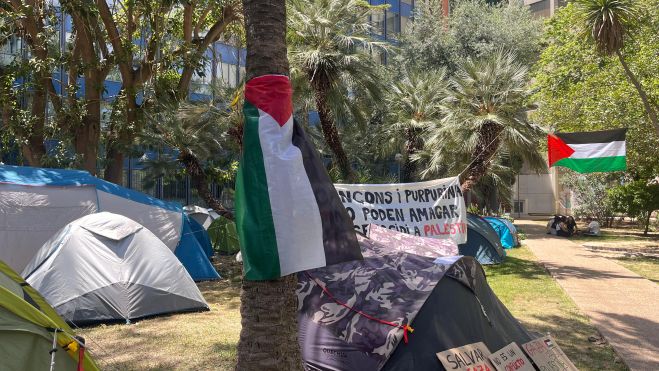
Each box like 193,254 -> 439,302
554,156 -> 626,173
235,102 -> 281,280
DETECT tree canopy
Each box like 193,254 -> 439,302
531,1 -> 659,178
400,0 -> 543,72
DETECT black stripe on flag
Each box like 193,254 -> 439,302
555,128 -> 627,144
291,120 -> 363,265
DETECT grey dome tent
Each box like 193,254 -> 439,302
458,213 -> 506,265
23,212 -> 209,325
298,236 -> 533,371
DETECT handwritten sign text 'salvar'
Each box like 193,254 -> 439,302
436,342 -> 495,371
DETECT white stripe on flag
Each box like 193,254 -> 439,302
257,109 -> 326,276
569,140 -> 626,159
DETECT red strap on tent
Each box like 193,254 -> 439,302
304,272 -> 415,344
77,346 -> 85,371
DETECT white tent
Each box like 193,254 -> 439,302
0,165 -> 219,281
183,205 -> 220,230
22,212 -> 209,324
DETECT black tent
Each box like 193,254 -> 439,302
458,213 -> 506,265
298,237 -> 532,371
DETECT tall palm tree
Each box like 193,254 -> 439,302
236,0 -> 303,368
384,68 -> 448,182
575,0 -> 659,135
141,96 -> 236,220
421,51 -> 545,191
287,0 -> 388,181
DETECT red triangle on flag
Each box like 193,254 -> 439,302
245,75 -> 293,127
548,134 -> 575,167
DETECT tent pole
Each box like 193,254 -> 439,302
49,328 -> 58,371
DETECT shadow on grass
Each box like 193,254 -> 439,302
484,255 -> 549,280
524,314 -> 627,371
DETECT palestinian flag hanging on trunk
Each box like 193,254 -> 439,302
548,128 -> 627,173
235,75 -> 363,280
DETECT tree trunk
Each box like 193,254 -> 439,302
22,79 -> 48,166
104,91 -> 138,185
178,151 -> 234,220
615,50 -> 659,136
461,121 -> 502,191
74,73 -> 102,175
644,211 -> 651,236
310,78 -> 355,182
237,0 -> 303,368
401,128 -> 419,182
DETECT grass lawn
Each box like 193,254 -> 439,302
77,257 -> 243,371
611,256 -> 659,283
484,246 -> 627,371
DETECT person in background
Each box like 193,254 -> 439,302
566,216 -> 577,236
584,217 -> 601,236
547,215 -> 559,235
556,216 -> 571,237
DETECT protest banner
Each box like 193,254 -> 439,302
488,343 -> 535,371
334,177 -> 467,244
521,336 -> 578,371
436,342 -> 495,371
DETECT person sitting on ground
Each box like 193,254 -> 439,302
583,217 -> 601,236
566,216 -> 577,236
547,215 -> 559,235
557,216 -> 572,237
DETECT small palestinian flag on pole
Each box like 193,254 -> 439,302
235,75 -> 363,280
548,128 -> 627,173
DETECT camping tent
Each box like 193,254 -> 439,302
0,260 -> 100,371
23,212 -> 209,325
188,216 -> 214,259
458,213 -> 506,264
484,217 -> 516,249
497,217 -> 520,246
298,236 -> 532,370
208,216 -> 241,255
0,165 -> 219,280
184,205 -> 219,230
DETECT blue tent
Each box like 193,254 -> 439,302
458,214 -> 506,264
496,217 -> 519,247
484,217 -> 516,249
0,165 -> 219,281
187,216 -> 214,259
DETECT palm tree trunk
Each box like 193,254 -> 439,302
401,128 -> 418,182
237,0 -> 303,368
310,78 -> 355,181
178,150 -> 234,220
461,122 -> 502,191
615,50 -> 659,136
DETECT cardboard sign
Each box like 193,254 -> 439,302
335,176 -> 467,244
488,343 -> 535,371
521,336 -> 578,371
436,342 -> 495,371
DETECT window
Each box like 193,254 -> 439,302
369,11 -> 385,36
385,11 -> 399,39
400,15 -> 410,33
513,200 -> 525,214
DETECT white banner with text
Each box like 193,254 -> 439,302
335,177 -> 467,244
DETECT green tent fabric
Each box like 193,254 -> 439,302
0,260 -> 100,371
208,217 -> 241,255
